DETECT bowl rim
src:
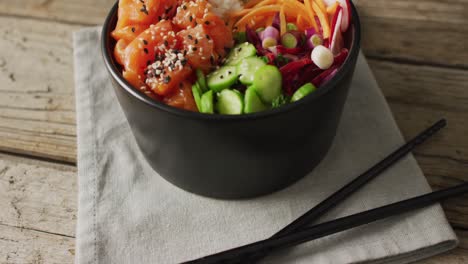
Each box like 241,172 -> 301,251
101,0 -> 361,121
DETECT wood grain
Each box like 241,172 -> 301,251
356,0 -> 468,68
0,0 -> 115,25
0,224 -> 74,264
0,16 -> 77,163
0,153 -> 77,237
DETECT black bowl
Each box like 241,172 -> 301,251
101,2 -> 361,199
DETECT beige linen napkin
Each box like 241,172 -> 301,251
73,27 -> 457,264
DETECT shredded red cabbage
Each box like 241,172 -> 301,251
272,12 -> 280,30
246,25 -> 269,55
312,66 -> 338,87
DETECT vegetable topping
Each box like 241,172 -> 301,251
112,0 -> 353,114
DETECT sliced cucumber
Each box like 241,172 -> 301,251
192,83 -> 203,112
207,66 -> 237,92
291,83 -> 316,102
225,42 -> 257,66
200,90 -> 214,114
244,86 -> 268,114
237,57 -> 267,85
196,69 -> 208,92
252,65 -> 282,104
216,89 -> 243,115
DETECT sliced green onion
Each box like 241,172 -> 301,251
281,32 -> 298,48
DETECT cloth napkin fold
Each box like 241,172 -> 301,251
73,27 -> 457,264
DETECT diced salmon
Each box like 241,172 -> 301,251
123,70 -> 147,90
113,0 -> 236,111
146,62 -> 193,96
201,13 -> 234,56
123,70 -> 161,100
115,0 -> 179,29
112,24 -> 147,42
114,39 -> 128,66
164,81 -> 198,111
177,24 -> 215,73
116,0 -> 159,29
123,20 -> 177,77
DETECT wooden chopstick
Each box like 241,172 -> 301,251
184,119 -> 447,263
188,182 -> 468,263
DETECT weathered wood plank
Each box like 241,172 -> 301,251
0,0 -> 115,25
0,16 -> 78,162
356,0 -> 468,68
357,0 -> 467,24
0,154 -> 77,237
370,59 -> 468,113
367,59 -> 468,161
0,224 -> 74,264
361,17 -> 468,67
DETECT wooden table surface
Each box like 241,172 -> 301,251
0,0 -> 467,263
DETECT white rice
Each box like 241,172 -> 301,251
208,0 -> 244,18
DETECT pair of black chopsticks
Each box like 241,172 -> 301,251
185,118 -> 468,264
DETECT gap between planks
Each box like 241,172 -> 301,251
0,222 -> 75,239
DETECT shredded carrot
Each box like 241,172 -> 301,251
282,0 -> 314,27
266,15 -> 274,27
250,16 -> 269,28
279,5 -> 287,36
326,1 -> 339,15
257,0 -> 279,7
296,15 -> 307,31
312,1 -> 330,38
303,0 -> 318,31
244,0 -> 264,8
314,0 -> 327,13
228,8 -> 252,18
234,5 -> 282,28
